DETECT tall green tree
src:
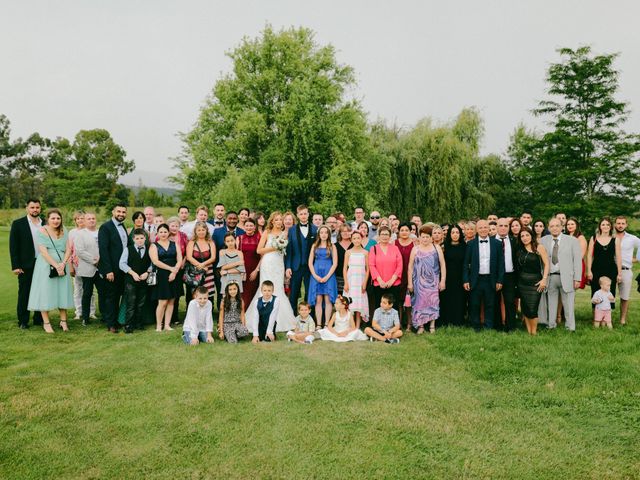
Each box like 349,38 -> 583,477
44,129 -> 134,207
508,46 -> 640,225
175,25 -> 374,213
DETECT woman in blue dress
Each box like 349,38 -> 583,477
307,225 -> 338,329
150,223 -> 182,332
28,209 -> 74,333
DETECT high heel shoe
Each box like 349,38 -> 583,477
43,322 -> 54,334
59,321 -> 69,332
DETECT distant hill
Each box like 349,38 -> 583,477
120,169 -> 177,189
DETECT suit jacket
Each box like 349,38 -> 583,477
74,229 -> 100,277
9,216 -> 42,270
540,233 -> 582,293
285,224 -> 318,271
463,236 -> 505,289
98,220 -> 129,276
212,226 -> 246,253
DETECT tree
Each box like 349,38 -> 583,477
508,46 -> 640,225
175,25 -> 373,213
44,129 -> 134,207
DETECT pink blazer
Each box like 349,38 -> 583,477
369,243 -> 403,287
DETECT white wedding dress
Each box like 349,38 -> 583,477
245,233 -> 296,332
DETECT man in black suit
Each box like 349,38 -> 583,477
285,205 -> 317,313
495,218 -> 518,331
98,203 -> 129,332
463,219 -> 505,331
9,199 -> 44,329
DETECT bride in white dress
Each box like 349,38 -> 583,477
245,211 -> 296,332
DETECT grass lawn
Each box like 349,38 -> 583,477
1,229 -> 640,479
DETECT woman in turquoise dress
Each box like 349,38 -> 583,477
28,209 -> 74,333
307,225 -> 338,328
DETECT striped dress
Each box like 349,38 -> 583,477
344,251 -> 369,321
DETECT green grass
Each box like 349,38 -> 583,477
1,230 -> 640,479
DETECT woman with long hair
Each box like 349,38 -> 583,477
515,227 -> 549,335
307,225 -> 338,328
587,217 -> 622,316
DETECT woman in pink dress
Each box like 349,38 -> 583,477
369,226 -> 403,309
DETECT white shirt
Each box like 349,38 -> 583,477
180,221 -> 214,241
252,296 -> 280,337
478,236 -> 490,275
592,290 -> 614,311
28,217 -> 42,256
499,236 -> 513,273
183,299 -> 214,333
143,223 -> 156,234
299,224 -> 309,238
620,232 -> 640,268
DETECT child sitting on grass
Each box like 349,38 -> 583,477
318,295 -> 368,342
182,286 -> 214,345
591,276 -> 615,329
286,301 -> 316,344
364,293 -> 403,343
251,280 -> 280,344
218,282 -> 249,343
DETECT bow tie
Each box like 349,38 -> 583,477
118,223 -> 125,228
300,224 -> 308,228
480,239 -> 488,243
215,221 -> 224,225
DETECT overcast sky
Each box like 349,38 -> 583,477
2,0 -> 639,187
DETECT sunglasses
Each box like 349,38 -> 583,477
370,216 -> 380,219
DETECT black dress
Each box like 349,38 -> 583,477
153,241 -> 178,300
335,242 -> 352,293
440,242 -> 467,326
516,248 -> 543,318
591,239 -> 617,308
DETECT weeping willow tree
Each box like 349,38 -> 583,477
386,108 -> 499,222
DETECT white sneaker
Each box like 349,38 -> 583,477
74,314 -> 81,320
304,335 -> 314,344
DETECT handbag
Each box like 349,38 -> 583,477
45,229 -> 66,278
183,264 -> 204,288
146,268 -> 157,286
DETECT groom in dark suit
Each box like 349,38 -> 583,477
9,199 -> 44,329
98,203 -> 129,332
285,205 -> 317,314
463,219 -> 505,331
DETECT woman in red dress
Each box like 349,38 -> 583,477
237,218 -> 261,307
394,223 -> 416,331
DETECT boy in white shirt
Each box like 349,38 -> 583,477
286,301 -> 316,344
591,276 -> 615,329
182,286 -> 214,345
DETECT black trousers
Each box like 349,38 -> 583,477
289,265 -> 311,314
17,268 -> 42,326
373,285 -> 400,312
257,316 -> 275,341
102,273 -> 125,329
81,273 -> 104,322
496,272 -> 517,331
470,276 -> 496,330
124,280 -> 147,328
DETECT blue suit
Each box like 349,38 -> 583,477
285,224 -> 317,312
463,236 -> 505,330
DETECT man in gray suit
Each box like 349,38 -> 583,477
75,212 -> 103,326
539,218 -> 582,331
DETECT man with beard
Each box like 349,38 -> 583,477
369,210 -> 382,241
213,211 -> 245,307
98,203 -> 130,333
615,216 -> 640,325
10,198 -> 44,329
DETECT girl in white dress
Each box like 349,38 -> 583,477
319,295 -> 368,342
245,211 -> 296,333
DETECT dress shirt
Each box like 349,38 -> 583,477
112,218 -> 128,248
181,221 -> 214,240
499,236 -> 513,273
549,235 -> 561,274
299,224 -> 309,238
252,296 -> 280,337
28,217 -> 43,257
143,223 -> 156,234
478,236 -> 490,274
373,307 -> 400,331
620,232 -> 640,268
183,299 -> 214,333
212,218 -> 226,230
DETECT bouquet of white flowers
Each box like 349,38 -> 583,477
270,234 -> 288,255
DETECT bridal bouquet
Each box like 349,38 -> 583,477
270,234 -> 288,255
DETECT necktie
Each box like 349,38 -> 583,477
138,247 -> 144,258
552,238 -> 559,265
147,225 -> 151,232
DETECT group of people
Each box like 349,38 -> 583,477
10,199 -> 640,343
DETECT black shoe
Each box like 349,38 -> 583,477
124,325 -> 134,334
19,323 -> 29,330
82,319 -> 90,326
